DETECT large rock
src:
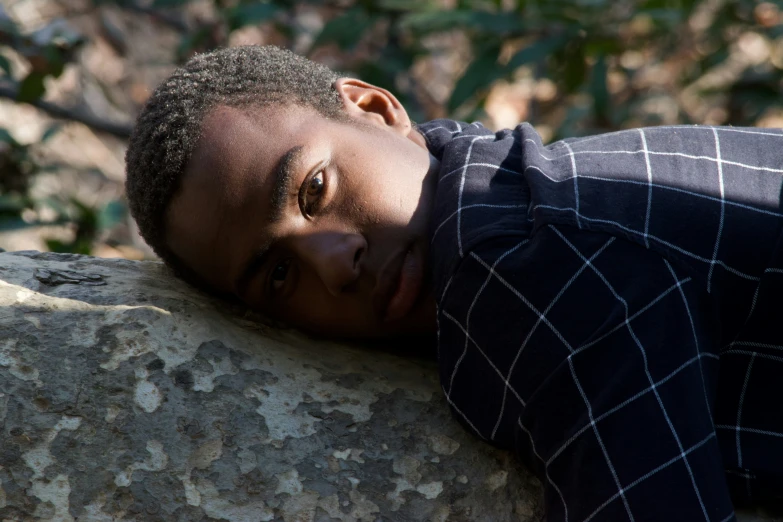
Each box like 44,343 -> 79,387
0,252 -> 777,522
0,251 -> 541,521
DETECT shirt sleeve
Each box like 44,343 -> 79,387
436,223 -> 737,522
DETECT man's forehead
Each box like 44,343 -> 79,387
200,104 -> 260,141
188,104 -> 313,187
189,106 -> 259,187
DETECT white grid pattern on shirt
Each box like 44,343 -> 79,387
457,137 -> 495,258
440,162 -> 517,183
725,268 -> 783,352
567,353 -> 636,521
552,225 -> 711,521
545,351 -> 720,468
639,129 -> 654,249
540,147 -> 783,174
449,223 -> 723,521
664,258 -> 714,421
518,419 -> 570,520
736,354 -> 756,469
716,425 -> 783,438
707,128 -> 727,293
442,309 -> 528,410
446,240 -> 528,397
516,348 -> 722,522
424,120 -> 783,521
563,141 -> 581,229
531,204 -> 761,282
431,203 -> 526,242
523,136 -> 783,175
516,126 -> 780,291
518,164 -> 783,218
728,341 -> 783,352
470,252 -> 575,353
581,433 -> 718,522
490,237 -> 616,440
573,276 -> 693,355
532,124 -> 783,149
722,349 -> 783,364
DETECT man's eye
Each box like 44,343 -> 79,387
270,259 -> 290,291
302,171 -> 325,216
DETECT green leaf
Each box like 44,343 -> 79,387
561,43 -> 587,93
401,9 -> 523,35
556,103 -> 591,139
0,7 -> 18,37
506,35 -> 569,71
152,0 -> 191,7
227,3 -> 279,30
448,42 -> 503,112
41,124 -> 61,142
176,27 -> 212,63
0,217 -> 31,231
17,71 -> 47,103
0,54 -> 11,76
590,54 -> 610,125
312,8 -> 377,50
98,200 -> 127,230
584,37 -> 622,57
376,0 -> 434,11
42,46 -> 66,78
400,10 -> 471,33
0,194 -> 26,214
45,238 -> 89,254
0,209 -> 74,232
547,36 -> 588,95
465,10 -> 525,33
769,25 -> 783,39
643,8 -> 684,26
0,127 -> 17,145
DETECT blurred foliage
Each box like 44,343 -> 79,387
144,0 -> 783,131
0,4 -> 103,253
1,0 -> 783,254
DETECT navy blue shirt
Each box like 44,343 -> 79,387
420,119 -> 783,521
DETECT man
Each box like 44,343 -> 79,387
126,45 -> 783,521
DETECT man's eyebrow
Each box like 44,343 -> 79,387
268,145 -> 304,224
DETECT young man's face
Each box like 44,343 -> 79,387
166,79 -> 439,339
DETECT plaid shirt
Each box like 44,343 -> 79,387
420,119 -> 783,522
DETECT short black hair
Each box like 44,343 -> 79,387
125,45 -> 344,279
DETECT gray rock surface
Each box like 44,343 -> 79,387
0,251 -> 778,521
0,251 -> 541,521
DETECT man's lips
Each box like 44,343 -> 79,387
373,247 -> 425,323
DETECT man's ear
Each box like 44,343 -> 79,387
334,78 -> 412,136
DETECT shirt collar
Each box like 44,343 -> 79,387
416,119 -> 470,161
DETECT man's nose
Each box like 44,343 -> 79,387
293,231 -> 367,296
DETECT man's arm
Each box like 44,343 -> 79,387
437,223 -> 735,521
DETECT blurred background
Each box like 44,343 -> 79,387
1,0 -> 782,259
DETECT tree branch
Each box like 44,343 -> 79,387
0,84 -> 132,139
